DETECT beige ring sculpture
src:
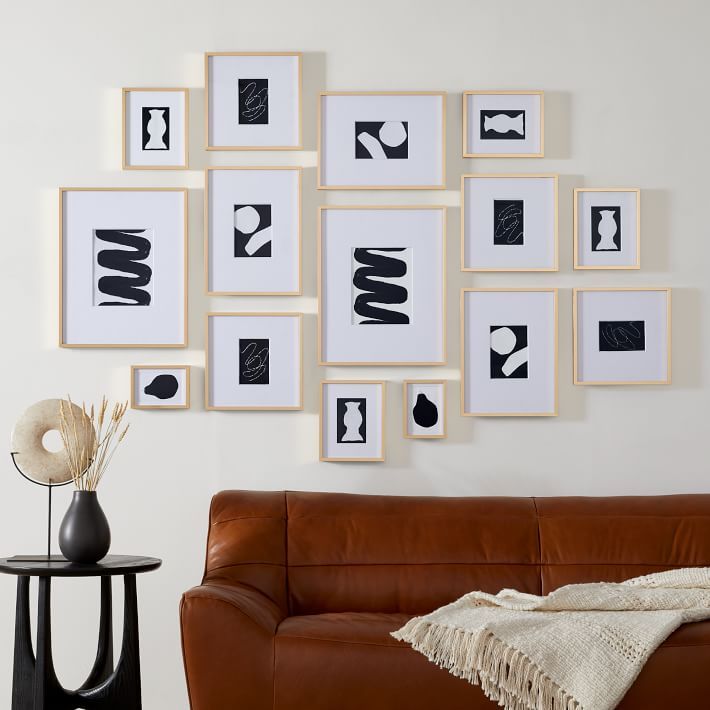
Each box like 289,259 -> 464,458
10,399 -> 96,485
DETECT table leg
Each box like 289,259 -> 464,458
33,577 -> 64,710
11,576 -> 34,710
79,577 -> 114,690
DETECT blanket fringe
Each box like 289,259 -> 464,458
392,619 -> 582,710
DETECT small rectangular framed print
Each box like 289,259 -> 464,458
320,381 -> 385,462
461,174 -> 558,271
206,313 -> 302,410
205,52 -> 301,150
131,366 -> 190,410
403,380 -> 446,439
318,92 -> 446,189
573,288 -> 671,385
122,88 -> 188,169
60,188 -> 187,348
319,206 -> 446,365
574,188 -> 640,270
205,167 -> 301,295
463,91 -> 544,158
461,288 -> 558,416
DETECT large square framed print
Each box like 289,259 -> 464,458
403,380 -> 446,439
131,365 -> 190,410
206,167 -> 301,295
205,52 -> 301,150
461,174 -> 558,272
319,206 -> 446,366
320,381 -> 385,462
60,188 -> 187,348
318,92 -> 446,189
122,88 -> 188,169
206,312 -> 302,410
461,289 -> 558,416
463,91 -> 544,158
574,288 -> 671,385
574,189 -> 640,270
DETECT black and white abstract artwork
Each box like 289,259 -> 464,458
493,200 -> 524,246
143,374 -> 179,400
412,393 -> 439,428
142,107 -> 170,150
234,204 -> 272,258
598,321 -> 645,351
239,338 -> 270,384
480,110 -> 526,140
336,397 -> 367,443
490,325 -> 529,379
352,247 -> 412,325
93,228 -> 153,306
355,121 -> 409,159
238,79 -> 269,124
591,206 -> 622,252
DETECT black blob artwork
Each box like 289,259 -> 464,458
493,200 -> 524,246
234,204 -> 272,257
144,374 -> 179,400
142,107 -> 170,150
480,110 -> 526,140
336,398 -> 367,443
355,121 -> 409,159
95,229 -> 152,306
598,321 -> 645,351
238,79 -> 268,124
239,338 -> 270,384
352,248 -> 410,325
490,325 -> 529,379
412,393 -> 438,428
591,206 -> 622,252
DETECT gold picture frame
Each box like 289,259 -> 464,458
131,365 -> 191,410
403,380 -> 447,439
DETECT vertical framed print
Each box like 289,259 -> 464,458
318,92 -> 446,189
574,189 -> 640,269
461,288 -> 558,416
319,206 -> 446,365
463,91 -> 544,158
403,380 -> 446,439
574,288 -> 671,385
461,174 -> 558,271
59,188 -> 187,347
131,366 -> 190,409
206,313 -> 302,410
122,88 -> 189,169
205,167 -> 301,295
320,381 -> 385,462
205,52 -> 302,150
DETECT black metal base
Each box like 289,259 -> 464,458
12,574 -> 142,710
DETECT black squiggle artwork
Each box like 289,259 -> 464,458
95,229 -> 152,306
352,248 -> 410,325
493,200 -> 524,245
238,79 -> 268,124
239,338 -> 270,384
598,321 -> 645,352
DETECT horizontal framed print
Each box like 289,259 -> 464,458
319,206 -> 446,365
318,92 -> 446,189
122,88 -> 188,169
320,381 -> 385,462
574,188 -> 640,270
461,174 -> 558,271
461,288 -> 558,416
403,380 -> 446,439
205,167 -> 301,295
205,52 -> 301,150
206,313 -> 302,410
60,188 -> 187,347
463,90 -> 544,158
574,288 -> 671,385
131,365 -> 190,409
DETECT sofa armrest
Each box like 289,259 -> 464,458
181,583 -> 285,710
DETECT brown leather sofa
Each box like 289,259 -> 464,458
180,491 -> 710,709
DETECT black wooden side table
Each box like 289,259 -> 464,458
0,554 -> 161,710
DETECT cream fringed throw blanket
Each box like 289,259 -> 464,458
392,568 -> 710,710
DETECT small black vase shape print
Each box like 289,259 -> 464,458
144,374 -> 179,400
412,393 -> 438,428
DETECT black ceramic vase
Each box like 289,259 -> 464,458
58,491 -> 111,564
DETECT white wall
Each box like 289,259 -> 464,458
1,0 -> 708,707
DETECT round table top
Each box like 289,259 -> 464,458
0,555 -> 162,577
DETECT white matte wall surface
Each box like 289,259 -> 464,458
0,1 -> 708,707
